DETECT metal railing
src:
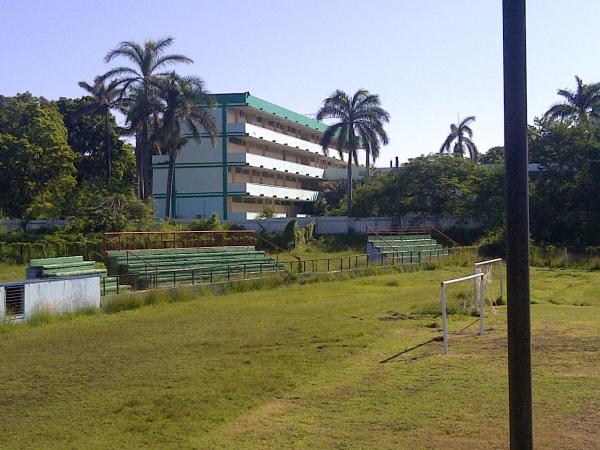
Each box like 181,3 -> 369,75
277,247 -> 453,275
103,230 -> 257,252
100,244 -> 469,296
100,261 -> 286,295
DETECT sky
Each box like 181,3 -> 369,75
1,0 -> 599,166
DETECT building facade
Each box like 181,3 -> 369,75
153,92 -> 363,220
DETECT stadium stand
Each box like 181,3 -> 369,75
366,229 -> 449,263
105,246 -> 284,288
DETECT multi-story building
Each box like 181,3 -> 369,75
153,92 -> 364,220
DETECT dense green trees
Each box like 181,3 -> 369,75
0,93 -> 151,231
529,120 -> 600,244
0,94 -> 77,219
351,155 -> 502,228
316,89 -> 390,216
350,113 -> 600,246
54,96 -> 136,188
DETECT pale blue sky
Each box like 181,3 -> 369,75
1,0 -> 598,165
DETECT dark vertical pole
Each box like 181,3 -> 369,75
503,1 -> 533,449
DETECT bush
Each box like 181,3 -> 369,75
0,229 -> 103,264
477,228 -> 505,257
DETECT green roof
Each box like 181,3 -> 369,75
214,92 -> 328,133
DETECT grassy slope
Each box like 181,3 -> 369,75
0,267 -> 598,449
0,262 -> 27,283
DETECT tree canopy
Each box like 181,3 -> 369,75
0,94 -> 77,219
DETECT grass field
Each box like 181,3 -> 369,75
1,266 -> 599,449
0,262 -> 27,283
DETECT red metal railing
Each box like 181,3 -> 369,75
103,230 -> 257,253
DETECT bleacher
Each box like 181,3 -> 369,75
28,256 -> 107,278
27,256 -> 130,295
367,232 -> 449,263
105,246 -> 284,288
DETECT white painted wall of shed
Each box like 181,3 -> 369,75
0,276 -> 101,321
0,287 -> 5,317
24,277 -> 101,318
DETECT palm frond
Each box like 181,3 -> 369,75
151,54 -> 194,72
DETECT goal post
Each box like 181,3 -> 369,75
474,258 -> 504,306
440,273 -> 485,355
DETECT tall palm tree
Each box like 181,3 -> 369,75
316,89 -> 390,217
103,37 -> 193,199
544,75 -> 600,125
439,116 -> 478,161
75,77 -> 125,185
155,73 -> 217,218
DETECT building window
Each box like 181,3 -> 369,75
257,116 -> 262,123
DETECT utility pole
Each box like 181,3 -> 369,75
502,1 -> 533,448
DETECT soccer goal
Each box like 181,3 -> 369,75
440,273 -> 485,355
474,258 -> 504,307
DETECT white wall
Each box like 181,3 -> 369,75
0,287 -> 5,318
0,219 -> 69,231
230,215 -> 479,234
0,276 -> 101,322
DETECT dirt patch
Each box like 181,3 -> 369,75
225,398 -> 292,435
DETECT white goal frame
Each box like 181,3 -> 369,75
474,258 -> 504,306
440,273 -> 485,355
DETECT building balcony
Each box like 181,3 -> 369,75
229,182 -> 318,202
228,122 -> 343,161
228,152 -> 325,179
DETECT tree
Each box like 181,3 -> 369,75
479,146 -> 505,164
439,116 -> 479,161
0,94 -> 77,219
350,155 -> 504,228
544,76 -> 600,125
529,119 -> 600,244
54,96 -> 137,189
103,37 -> 193,199
66,182 -> 155,232
74,77 -> 125,185
154,73 -> 217,218
316,89 -> 390,216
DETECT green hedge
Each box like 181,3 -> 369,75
0,240 -> 102,264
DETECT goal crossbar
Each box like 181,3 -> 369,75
440,273 -> 485,355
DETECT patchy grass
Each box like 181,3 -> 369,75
0,262 -> 27,283
0,267 -> 598,448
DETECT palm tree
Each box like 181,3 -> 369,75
544,76 -> 600,125
155,73 -> 217,218
75,77 -> 125,185
316,89 -> 390,216
103,37 -> 193,199
439,116 -> 479,161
